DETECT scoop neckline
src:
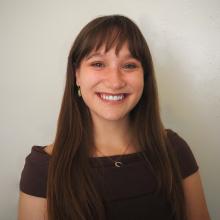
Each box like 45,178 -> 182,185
90,150 -> 145,159
34,145 -> 144,158
32,145 -> 146,168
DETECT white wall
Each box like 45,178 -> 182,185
1,0 -> 219,219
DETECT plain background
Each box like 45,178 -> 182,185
1,0 -> 219,219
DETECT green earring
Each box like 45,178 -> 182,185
77,86 -> 81,97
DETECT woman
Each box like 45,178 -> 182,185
18,15 -> 210,220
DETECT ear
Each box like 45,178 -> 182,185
75,69 -> 80,86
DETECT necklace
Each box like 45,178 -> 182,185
95,144 -> 130,168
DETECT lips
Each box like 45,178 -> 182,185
96,92 -> 128,96
96,92 -> 129,102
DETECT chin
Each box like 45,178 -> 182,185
93,111 -> 129,122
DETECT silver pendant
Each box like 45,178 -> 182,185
115,161 -> 123,167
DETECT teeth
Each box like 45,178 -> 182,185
100,94 -> 124,101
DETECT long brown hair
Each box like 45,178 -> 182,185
47,15 -> 185,220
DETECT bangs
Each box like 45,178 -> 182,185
74,16 -> 147,65
91,26 -> 128,55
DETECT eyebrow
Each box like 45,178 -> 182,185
85,52 -> 136,60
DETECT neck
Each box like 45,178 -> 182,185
91,116 -> 137,157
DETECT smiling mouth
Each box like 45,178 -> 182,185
96,92 -> 129,102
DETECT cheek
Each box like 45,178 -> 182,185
138,72 -> 144,88
80,73 -> 101,90
129,74 -> 144,92
136,81 -> 144,97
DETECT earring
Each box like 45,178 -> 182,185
77,86 -> 81,97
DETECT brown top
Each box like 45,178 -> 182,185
19,129 -> 199,220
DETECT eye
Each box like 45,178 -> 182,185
123,63 -> 138,69
91,62 -> 105,68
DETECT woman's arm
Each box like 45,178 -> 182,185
183,171 -> 211,220
18,191 -> 48,220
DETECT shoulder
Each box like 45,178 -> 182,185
43,144 -> 53,156
165,129 -> 199,178
19,145 -> 52,198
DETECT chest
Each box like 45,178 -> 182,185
91,161 -> 174,220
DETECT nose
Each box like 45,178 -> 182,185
104,67 -> 126,90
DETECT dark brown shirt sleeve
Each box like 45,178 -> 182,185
19,146 -> 50,198
167,129 -> 199,178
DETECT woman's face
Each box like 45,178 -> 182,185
75,42 -> 144,123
